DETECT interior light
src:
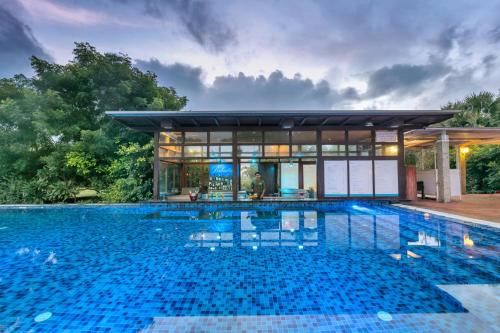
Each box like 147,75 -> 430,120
298,245 -> 304,250
252,245 -> 258,250
210,247 -> 215,251
365,122 -> 374,127
461,146 -> 470,154
281,118 -> 294,129
160,120 -> 174,130
388,146 -> 398,154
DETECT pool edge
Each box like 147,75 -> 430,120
392,203 -> 499,230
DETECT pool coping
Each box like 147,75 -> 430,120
392,203 -> 500,230
1,201 -> 498,231
0,200 -> 396,209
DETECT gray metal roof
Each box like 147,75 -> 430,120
105,110 -> 458,131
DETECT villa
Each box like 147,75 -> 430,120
106,109 -> 456,201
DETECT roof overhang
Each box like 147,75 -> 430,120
105,110 -> 458,132
405,127 -> 500,148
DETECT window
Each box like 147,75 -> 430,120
321,130 -> 346,156
348,130 -> 372,156
238,145 -> 262,157
264,145 -> 289,157
159,146 -> 182,158
185,132 -> 207,143
184,146 -> 207,157
375,144 -> 398,156
292,145 -> 317,156
375,130 -> 398,143
210,132 -> 233,143
160,132 -> 182,144
237,131 -> 262,143
185,164 -> 209,188
264,131 -> 289,143
322,130 -> 345,143
159,162 -> 180,197
322,144 -> 346,156
292,131 -> 317,144
209,145 -> 232,158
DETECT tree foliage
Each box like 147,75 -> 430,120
465,145 -> 500,193
440,91 -> 500,193
441,91 -> 500,127
0,43 -> 186,203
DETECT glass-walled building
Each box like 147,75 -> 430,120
106,110 -> 455,200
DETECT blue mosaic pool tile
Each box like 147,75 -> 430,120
0,202 -> 498,332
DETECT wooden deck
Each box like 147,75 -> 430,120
408,194 -> 500,223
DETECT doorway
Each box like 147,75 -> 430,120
259,163 -> 278,195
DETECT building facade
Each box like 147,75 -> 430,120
106,110 -> 455,201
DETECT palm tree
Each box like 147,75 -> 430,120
440,91 -> 500,127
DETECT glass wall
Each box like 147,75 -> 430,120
322,130 -> 346,156
157,128 -> 400,199
348,130 -> 372,156
159,162 -> 181,198
375,130 -> 398,156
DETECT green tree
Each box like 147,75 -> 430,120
0,43 -> 187,203
441,91 -> 499,127
440,91 -> 500,193
465,145 -> 500,193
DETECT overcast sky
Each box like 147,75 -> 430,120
1,0 -> 500,110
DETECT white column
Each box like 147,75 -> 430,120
436,131 -> 451,203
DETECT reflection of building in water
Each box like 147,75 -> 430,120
325,214 -> 400,250
185,211 -> 408,250
186,210 -> 320,249
189,231 -> 234,248
407,231 -> 441,247
241,210 -> 318,248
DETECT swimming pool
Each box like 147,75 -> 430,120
0,202 -> 498,332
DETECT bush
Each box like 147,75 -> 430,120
466,145 -> 500,193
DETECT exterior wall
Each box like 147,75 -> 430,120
154,127 -> 403,200
416,169 -> 461,199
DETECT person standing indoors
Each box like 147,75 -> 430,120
251,172 -> 266,199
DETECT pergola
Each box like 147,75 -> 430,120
404,127 -> 500,202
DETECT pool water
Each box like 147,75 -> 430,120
0,203 -> 498,332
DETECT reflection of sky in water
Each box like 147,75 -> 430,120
0,204 -> 498,331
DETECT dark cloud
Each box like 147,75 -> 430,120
135,59 -> 359,109
126,0 -> 236,53
482,54 -> 496,74
0,4 -> 51,78
435,26 -> 463,53
136,58 -> 205,95
366,62 -> 451,97
489,25 -> 500,43
205,71 -> 336,109
432,25 -> 474,58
